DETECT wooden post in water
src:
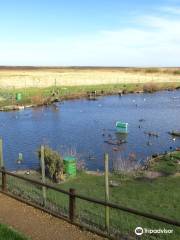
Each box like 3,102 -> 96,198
0,138 -> 4,168
104,153 -> 110,232
41,145 -> 46,206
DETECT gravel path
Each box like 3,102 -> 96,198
0,193 -> 104,240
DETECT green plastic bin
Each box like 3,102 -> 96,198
16,93 -> 22,101
63,156 -> 76,177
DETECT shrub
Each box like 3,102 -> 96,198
31,95 -> 52,106
173,70 -> 180,75
145,68 -> 159,73
112,152 -> 140,173
143,82 -> 159,93
38,146 -> 63,182
76,159 -> 86,172
30,95 -> 44,105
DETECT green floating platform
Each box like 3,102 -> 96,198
116,121 -> 128,133
63,156 -> 76,177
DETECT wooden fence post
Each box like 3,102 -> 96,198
104,153 -> 110,232
0,138 -> 4,168
69,188 -> 76,222
2,167 -> 7,192
41,145 -> 46,206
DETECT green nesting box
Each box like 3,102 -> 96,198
16,93 -> 22,101
116,121 -> 128,133
63,156 -> 76,177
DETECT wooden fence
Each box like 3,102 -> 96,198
0,167 -> 180,239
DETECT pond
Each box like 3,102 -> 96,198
1,90 -> 180,171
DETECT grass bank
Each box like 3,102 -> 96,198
0,81 -> 180,110
0,224 -> 28,240
6,151 -> 180,239
148,151 -> 180,175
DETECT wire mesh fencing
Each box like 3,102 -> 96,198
0,169 -> 180,240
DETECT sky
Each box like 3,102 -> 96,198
0,0 -> 180,66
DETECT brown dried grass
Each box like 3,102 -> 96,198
30,95 -> 45,105
143,82 -> 159,93
0,68 -> 180,89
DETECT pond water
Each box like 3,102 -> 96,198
1,90 -> 180,171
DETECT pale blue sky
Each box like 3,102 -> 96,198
0,0 -> 180,66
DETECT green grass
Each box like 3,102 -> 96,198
6,167 -> 180,239
149,151 -> 180,175
0,224 -> 28,240
3,151 -> 180,239
0,81 -> 180,108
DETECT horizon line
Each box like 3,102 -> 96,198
0,65 -> 179,69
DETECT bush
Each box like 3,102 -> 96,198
173,70 -> 180,75
31,95 -> 44,105
76,159 -> 86,172
143,82 -> 159,93
145,68 -> 159,73
38,146 -> 63,182
31,95 -> 52,106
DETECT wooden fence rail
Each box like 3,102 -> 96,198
0,168 -> 180,239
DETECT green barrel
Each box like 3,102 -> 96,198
63,156 -> 76,176
16,93 -> 22,101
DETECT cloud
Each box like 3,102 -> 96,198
1,6 -> 180,66
161,6 -> 180,14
